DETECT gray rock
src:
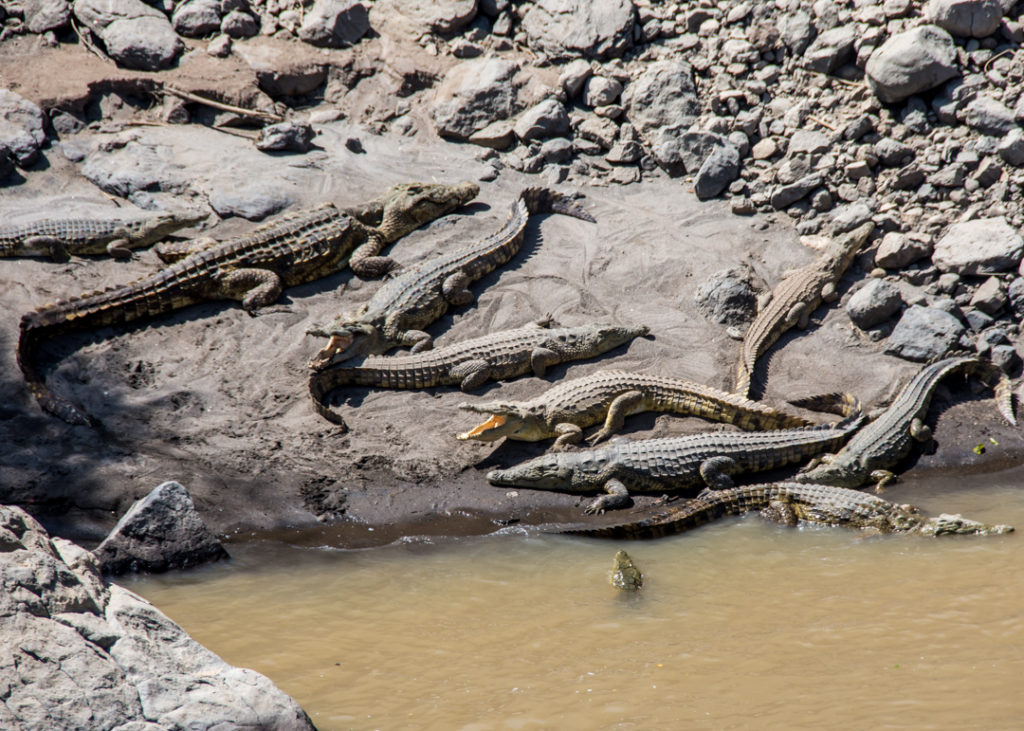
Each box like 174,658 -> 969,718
802,24 -> 857,73
372,0 -> 477,35
93,481 -> 228,575
233,39 -> 327,97
468,118 -> 515,149
621,60 -> 700,138
513,98 -> 569,142
81,143 -> 187,197
576,115 -> 617,149
932,217 -> 1024,274
694,268 -> 757,325
929,162 -> 966,186
925,0 -> 1003,37
830,202 -> 873,232
778,9 -> 816,54
207,32 -> 232,56
540,136 -> 573,163
649,127 -> 727,177
875,231 -> 932,268
298,0 -> 369,47
847,278 -> 903,328
256,121 -> 315,152
583,75 -> 622,107
965,308 -> 995,332
73,0 -> 164,31
432,56 -> 522,140
998,128 -> 1024,167
172,0 -> 222,37
694,143 -> 741,200
0,145 -> 16,179
770,172 -> 823,209
558,58 -> 592,98
884,305 -> 965,361
24,0 -> 71,32
0,89 -> 47,168
865,25 -> 959,103
221,8 -> 258,37
208,181 -> 294,220
1007,277 -> 1024,316
788,130 -> 831,156
962,94 -> 1018,136
874,137 -> 914,166
103,16 -> 186,70
991,344 -> 1022,373
521,0 -> 635,61
970,276 -> 1006,315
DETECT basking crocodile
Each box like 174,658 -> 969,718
735,222 -> 873,398
0,209 -> 207,260
610,550 -> 643,590
794,355 -> 1016,489
18,181 -> 478,425
307,187 -> 595,369
457,369 -> 824,450
554,482 -> 1014,539
309,323 -> 649,428
486,413 -> 866,514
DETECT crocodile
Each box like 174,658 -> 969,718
793,355 -> 1017,490
18,181 -> 479,426
309,323 -> 649,428
486,413 -> 866,514
735,222 -> 873,398
456,369 -> 827,450
0,209 -> 208,261
553,482 -> 1014,539
610,550 -> 643,590
306,186 -> 595,369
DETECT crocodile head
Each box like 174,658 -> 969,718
549,324 -> 651,357
793,460 -> 867,489
455,401 -> 549,442
919,513 -> 1014,536
375,181 -> 479,242
487,450 -> 610,491
306,322 -> 384,369
151,209 -> 209,233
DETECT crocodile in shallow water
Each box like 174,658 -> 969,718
610,550 -> 643,590
309,322 -> 649,428
735,223 -> 873,398
486,413 -> 866,514
553,482 -> 1013,539
18,181 -> 478,425
793,355 -> 1016,489
306,187 -> 595,368
457,369 -> 820,450
0,209 -> 207,260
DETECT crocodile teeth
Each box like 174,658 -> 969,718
457,414 -> 506,440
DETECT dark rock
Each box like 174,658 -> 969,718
345,136 -> 365,153
1007,277 -> 1024,316
432,57 -> 522,140
539,136 -> 572,163
24,0 -> 71,32
991,344 -> 1022,374
893,164 -> 926,189
256,121 -> 315,153
865,25 -> 959,103
969,276 -> 1007,315
521,0 -> 635,61
802,24 -> 857,73
172,0 -> 222,37
874,137 -> 914,166
884,305 -> 966,361
221,8 -> 258,37
621,60 -> 700,139
998,129 -> 1024,167
298,0 -> 369,47
770,172 -> 823,209
933,217 -> 1024,275
650,127 -> 728,177
925,0 -> 1003,38
694,143 -> 741,200
964,308 -> 995,331
0,89 -> 47,168
847,278 -> 903,328
694,268 -> 757,325
93,481 -> 228,575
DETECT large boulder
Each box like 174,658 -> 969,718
847,279 -> 903,329
932,217 -> 1024,275
0,89 -> 47,168
884,305 -> 965,362
925,0 -> 1003,38
432,56 -> 524,140
865,25 -> 959,104
621,60 -> 700,139
93,481 -> 228,575
73,0 -> 184,70
371,0 -> 477,37
521,0 -> 635,60
23,0 -> 71,32
298,0 -> 370,47
172,0 -> 222,37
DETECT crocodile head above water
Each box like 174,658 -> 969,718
611,550 -> 643,591
919,513 -> 1014,536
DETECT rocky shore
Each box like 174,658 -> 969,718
1,0 -> 1023,725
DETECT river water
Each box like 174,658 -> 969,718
124,466 -> 1024,730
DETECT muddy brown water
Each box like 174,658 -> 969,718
124,466 -> 1024,730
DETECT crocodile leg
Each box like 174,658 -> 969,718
588,390 -> 644,445
584,478 -> 632,514
530,347 -> 559,376
105,230 -> 134,259
383,315 -> 433,353
442,271 -> 475,306
699,455 -> 738,489
760,496 -> 799,526
348,231 -> 397,279
450,359 -> 491,390
155,237 -> 219,264
23,235 -> 70,262
821,281 -> 838,303
217,268 -> 284,313
552,423 -> 583,451
909,417 -> 932,441
871,470 -> 897,490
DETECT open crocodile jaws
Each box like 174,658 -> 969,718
307,186 -> 595,368
486,413 -> 866,514
553,481 -> 1014,539
18,181 -> 478,426
308,322 -> 649,429
794,355 -> 1017,489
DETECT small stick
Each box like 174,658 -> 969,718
162,85 -> 285,123
807,115 -> 837,131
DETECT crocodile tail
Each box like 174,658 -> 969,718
17,315 -> 94,426
519,187 -> 596,223
788,391 -> 863,418
993,373 -> 1016,427
307,367 -> 354,429
734,362 -> 752,399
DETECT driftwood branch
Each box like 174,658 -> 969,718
161,85 -> 285,123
